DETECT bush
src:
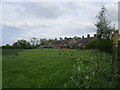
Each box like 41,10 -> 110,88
2,44 -> 12,49
85,38 -> 113,53
67,51 -> 120,88
85,38 -> 98,49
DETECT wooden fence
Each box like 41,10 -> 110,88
118,49 -> 120,74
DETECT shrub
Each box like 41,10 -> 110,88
85,38 -> 113,53
67,51 -> 120,88
2,44 -> 12,49
85,38 -> 98,49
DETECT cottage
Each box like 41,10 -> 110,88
52,40 -> 73,49
70,34 -> 96,48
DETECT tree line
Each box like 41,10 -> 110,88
1,36 -> 81,49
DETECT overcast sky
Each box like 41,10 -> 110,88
0,1 -> 118,45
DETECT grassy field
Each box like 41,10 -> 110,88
2,49 -> 118,88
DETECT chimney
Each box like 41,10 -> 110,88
87,34 -> 90,38
55,38 -> 57,41
94,34 -> 97,37
64,37 -> 68,40
82,36 -> 84,38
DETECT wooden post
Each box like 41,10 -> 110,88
112,30 -> 119,74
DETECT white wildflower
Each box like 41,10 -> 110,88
77,67 -> 81,71
76,58 -> 80,61
71,76 -> 73,79
85,75 -> 89,80
73,64 -> 75,67
76,59 -> 79,61
86,67 -> 89,69
64,83 -> 67,88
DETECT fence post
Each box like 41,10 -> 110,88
112,30 -> 119,74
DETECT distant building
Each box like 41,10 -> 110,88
70,34 -> 96,48
52,40 -> 73,49
40,44 -> 53,48
40,34 -> 97,49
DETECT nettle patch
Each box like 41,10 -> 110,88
66,52 -> 120,88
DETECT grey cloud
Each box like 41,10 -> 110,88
19,2 -> 71,19
2,2 -> 118,45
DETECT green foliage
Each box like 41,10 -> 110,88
67,50 -> 120,88
95,6 -> 114,39
30,37 -> 40,46
12,40 -> 31,49
73,36 -> 81,41
85,38 -> 98,49
40,38 -> 49,45
85,38 -> 113,52
40,39 -> 55,45
2,44 -> 12,49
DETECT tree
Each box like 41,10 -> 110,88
12,40 -> 31,49
2,44 -> 12,49
30,37 -> 39,46
47,39 -> 54,44
95,6 -> 114,39
40,38 -> 48,45
73,36 -> 81,41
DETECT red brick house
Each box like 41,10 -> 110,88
52,40 -> 73,49
70,34 -> 97,48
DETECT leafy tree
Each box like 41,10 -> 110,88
73,36 -> 81,41
12,40 -> 31,49
30,37 -> 39,46
47,39 -> 55,44
95,6 -> 114,39
40,38 -> 48,45
5,44 -> 11,48
2,44 -> 12,49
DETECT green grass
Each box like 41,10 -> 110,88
3,49 -> 77,88
2,49 -> 25,56
0,49 -> 2,89
2,49 -> 113,88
